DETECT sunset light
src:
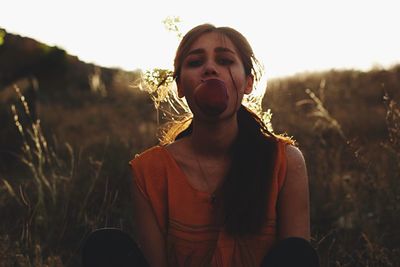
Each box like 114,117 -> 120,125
1,0 -> 399,78
2,1 -> 400,265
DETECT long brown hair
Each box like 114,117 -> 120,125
166,24 -> 293,236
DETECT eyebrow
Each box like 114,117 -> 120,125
186,47 -> 236,56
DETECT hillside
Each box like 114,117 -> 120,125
264,66 -> 400,142
0,28 -> 155,173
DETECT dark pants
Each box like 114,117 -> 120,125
81,228 -> 319,267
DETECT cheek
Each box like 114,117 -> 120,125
178,76 -> 196,100
228,71 -> 247,94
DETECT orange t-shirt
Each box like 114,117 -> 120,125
130,141 -> 287,267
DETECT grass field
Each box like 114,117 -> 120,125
0,66 -> 399,266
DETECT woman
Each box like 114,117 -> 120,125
82,23 -> 318,267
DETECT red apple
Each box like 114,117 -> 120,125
194,79 -> 229,116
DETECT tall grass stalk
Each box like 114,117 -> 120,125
1,86 -> 128,266
302,84 -> 400,266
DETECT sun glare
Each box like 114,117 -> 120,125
1,0 -> 399,78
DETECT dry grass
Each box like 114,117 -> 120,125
1,67 -> 399,266
264,74 -> 400,266
0,87 -> 139,266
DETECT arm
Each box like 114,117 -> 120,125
131,176 -> 168,267
277,145 -> 311,240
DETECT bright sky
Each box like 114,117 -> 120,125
1,0 -> 400,79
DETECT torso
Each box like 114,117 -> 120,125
130,139 -> 289,266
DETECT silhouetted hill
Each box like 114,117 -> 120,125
0,28 -> 153,172
0,27 -> 141,101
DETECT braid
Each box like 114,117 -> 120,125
223,105 -> 278,236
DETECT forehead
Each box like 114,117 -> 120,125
188,32 -> 238,54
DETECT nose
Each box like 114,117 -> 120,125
203,61 -> 219,77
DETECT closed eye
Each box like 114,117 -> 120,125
217,57 -> 234,66
186,59 -> 203,67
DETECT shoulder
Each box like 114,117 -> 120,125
129,146 -> 169,191
130,145 -> 165,165
271,134 -> 305,167
129,146 -> 170,178
163,137 -> 188,154
273,141 -> 307,189
272,134 -> 296,158
283,144 -> 308,188
285,145 -> 306,167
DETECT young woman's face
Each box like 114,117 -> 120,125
177,32 -> 253,120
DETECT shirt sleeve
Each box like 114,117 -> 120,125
128,146 -> 169,235
130,154 -> 150,201
277,140 -> 288,192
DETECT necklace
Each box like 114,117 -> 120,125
194,154 -> 217,205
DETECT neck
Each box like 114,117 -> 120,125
189,115 -> 238,158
